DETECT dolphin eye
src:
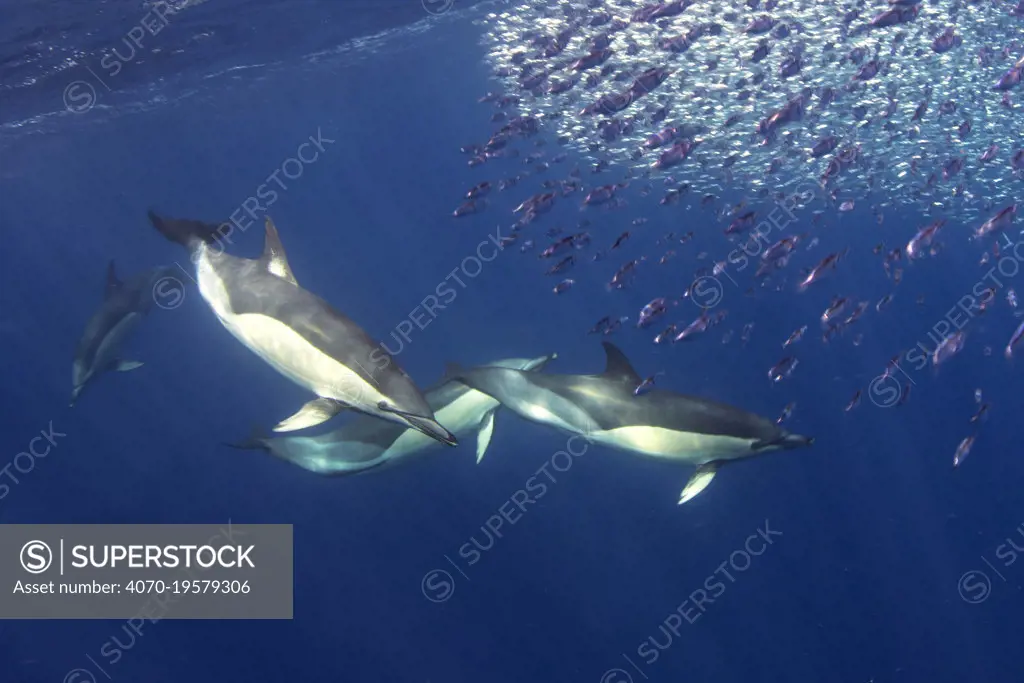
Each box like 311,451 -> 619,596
377,401 -> 388,410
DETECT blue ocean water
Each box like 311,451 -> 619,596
1,1 -> 1022,682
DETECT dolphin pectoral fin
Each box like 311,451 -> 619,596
678,462 -> 719,505
261,217 -> 298,285
476,408 -> 498,463
114,359 -> 144,372
274,397 -> 346,432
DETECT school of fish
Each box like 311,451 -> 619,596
452,0 -> 1023,468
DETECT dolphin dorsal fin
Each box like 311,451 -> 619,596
600,342 -> 641,383
105,260 -> 122,297
441,362 -> 465,384
261,217 -> 298,286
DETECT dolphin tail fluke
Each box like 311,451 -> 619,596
679,462 -> 719,504
475,408 -> 498,463
274,397 -> 347,432
147,210 -> 225,249
222,426 -> 271,452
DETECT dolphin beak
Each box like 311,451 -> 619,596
752,432 -> 814,451
782,433 -> 814,449
376,402 -> 458,447
523,353 -> 558,371
405,415 -> 458,447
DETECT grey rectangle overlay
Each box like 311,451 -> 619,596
1,524 -> 292,619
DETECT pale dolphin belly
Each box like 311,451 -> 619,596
196,254 -> 385,406
590,426 -> 756,465
270,436 -> 388,475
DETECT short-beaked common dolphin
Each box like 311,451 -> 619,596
447,342 -> 813,503
227,354 -> 555,475
71,261 -> 177,406
148,211 -> 456,446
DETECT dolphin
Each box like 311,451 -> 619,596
226,353 -> 555,475
147,211 -> 456,446
71,261 -> 178,406
446,342 -> 813,504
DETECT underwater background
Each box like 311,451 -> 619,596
1,1 -> 1022,681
